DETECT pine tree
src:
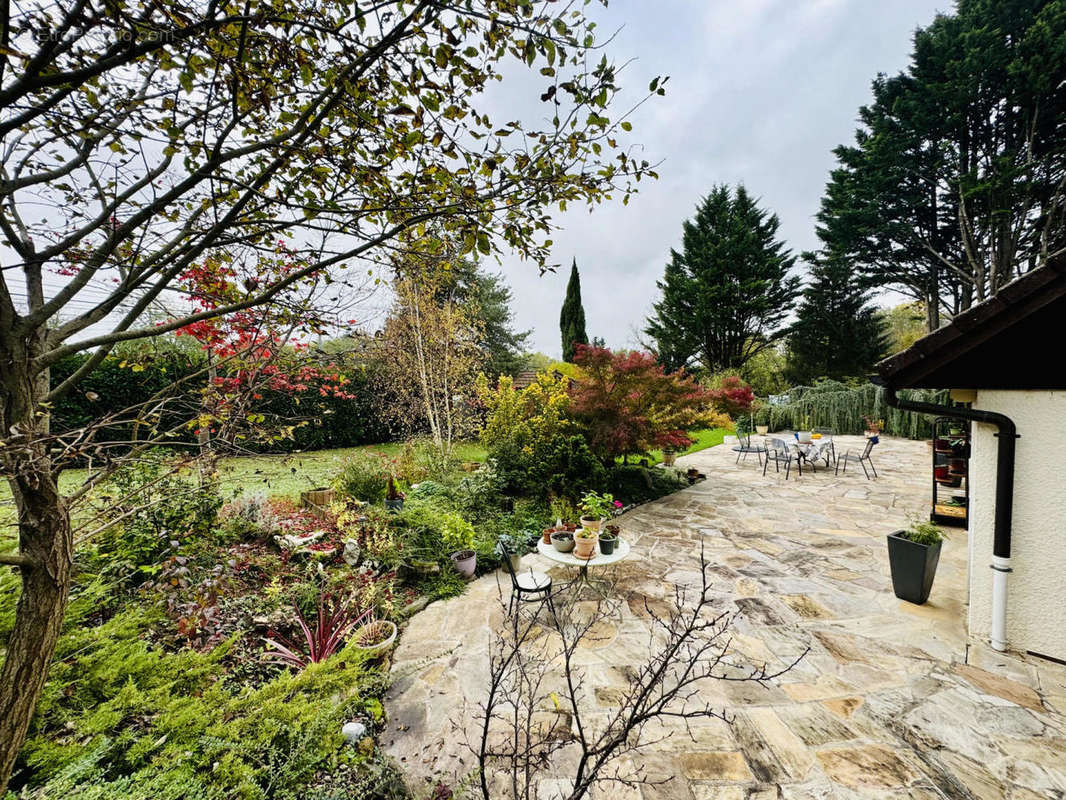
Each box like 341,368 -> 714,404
560,259 -> 588,362
785,255 -> 887,384
645,185 -> 800,372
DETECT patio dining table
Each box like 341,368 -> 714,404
788,437 -> 834,469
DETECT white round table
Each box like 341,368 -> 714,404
536,537 -> 631,576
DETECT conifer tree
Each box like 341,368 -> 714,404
645,185 -> 799,372
786,255 -> 887,384
560,259 -> 589,362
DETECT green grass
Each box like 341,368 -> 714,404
616,427 -> 732,467
0,441 -> 488,541
213,441 -> 486,499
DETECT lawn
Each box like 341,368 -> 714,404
0,441 -> 489,548
213,441 -> 487,499
617,427 -> 732,467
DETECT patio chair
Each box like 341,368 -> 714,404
763,437 -> 802,479
732,432 -> 766,466
496,539 -> 554,618
835,437 -> 878,479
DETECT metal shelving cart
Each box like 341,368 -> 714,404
931,416 -> 969,527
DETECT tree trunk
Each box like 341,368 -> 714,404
0,462 -> 72,790
0,335 -> 73,792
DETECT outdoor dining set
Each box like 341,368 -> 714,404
733,429 -> 879,480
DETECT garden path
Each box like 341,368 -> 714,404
383,436 -> 1066,799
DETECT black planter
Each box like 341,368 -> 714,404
887,532 -> 942,605
598,535 -> 617,555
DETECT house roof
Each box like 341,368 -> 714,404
510,370 -> 540,390
876,254 -> 1066,391
509,369 -> 573,391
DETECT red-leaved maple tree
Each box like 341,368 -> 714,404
706,374 -> 755,418
175,246 -> 356,445
570,345 -> 717,462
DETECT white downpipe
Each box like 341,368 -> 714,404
990,556 -> 1011,652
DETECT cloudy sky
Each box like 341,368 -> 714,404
494,0 -> 947,358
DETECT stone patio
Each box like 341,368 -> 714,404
383,436 -> 1066,799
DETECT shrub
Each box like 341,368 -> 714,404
90,449 -> 222,583
216,493 -> 281,543
607,465 -> 682,505
334,452 -> 393,503
17,606 -> 390,800
334,503 -> 401,567
394,503 -> 475,561
478,373 -> 606,499
706,373 -> 754,418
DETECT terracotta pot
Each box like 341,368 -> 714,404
542,527 -> 556,545
574,534 -> 597,560
579,516 -> 601,533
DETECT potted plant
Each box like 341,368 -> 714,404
550,530 -> 575,553
599,523 -> 620,556
662,447 -> 677,467
450,548 -> 477,578
887,520 -> 943,604
754,406 -> 770,436
579,491 -> 617,532
574,528 -> 597,560
498,534 -> 523,572
384,476 -> 405,511
353,616 -> 398,655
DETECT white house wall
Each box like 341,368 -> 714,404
968,389 -> 1066,661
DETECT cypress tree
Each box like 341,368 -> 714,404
560,259 -> 588,362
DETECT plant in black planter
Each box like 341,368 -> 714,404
887,520 -> 943,605
599,524 -> 620,555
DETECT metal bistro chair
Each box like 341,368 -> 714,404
497,539 -> 554,619
835,437 -> 878,479
763,437 -> 803,479
732,432 -> 767,466
813,428 -> 836,465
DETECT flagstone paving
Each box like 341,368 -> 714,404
383,436 -> 1066,799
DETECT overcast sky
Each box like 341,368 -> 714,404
495,0 -> 947,359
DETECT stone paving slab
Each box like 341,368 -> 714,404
383,436 -> 1066,798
